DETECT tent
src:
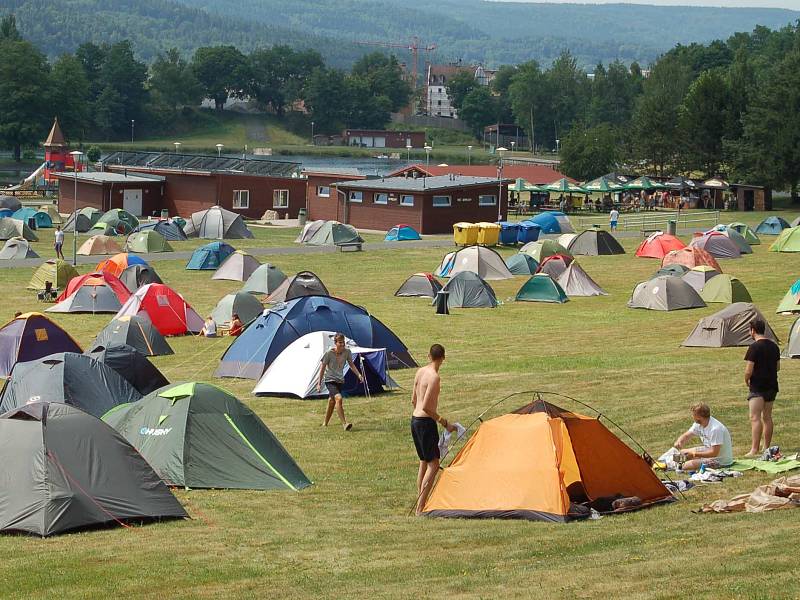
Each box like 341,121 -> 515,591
421,399 -> 673,521
681,265 -> 720,292
97,208 -> 139,231
295,220 -> 325,243
242,263 -> 287,295
114,283 -> 204,336
0,312 -> 82,378
567,229 -> 625,256
12,207 -> 52,228
635,232 -> 686,259
216,295 -> 415,379
557,233 -> 577,249
125,230 -> 173,253
268,271 -> 330,303
211,291 -> 264,326
662,247 -> 722,272
435,246 -> 513,280
305,221 -> 364,246
528,211 -> 574,234
689,232 -> 741,259
395,273 -> 442,298
556,263 -> 608,297
91,218 -> 133,236
211,250 -> 261,282
0,195 -> 21,212
47,271 -> 131,314
90,314 -> 173,356
769,227 -> 800,253
755,216 -> 790,235
536,254 -> 573,279
782,317 -> 800,358
652,264 -> 689,279
186,241 -> 235,270
38,204 -> 63,225
87,343 -> 169,395
385,224 -> 421,241
520,239 -> 573,262
505,252 -> 539,276
0,352 -> 142,417
118,264 -> 163,292
627,276 -> 706,311
0,209 -> 11,219
253,331 -> 397,398
0,402 -> 186,537
708,225 -> 752,254
0,218 -> 37,241
515,273 -> 569,303
683,303 -> 777,348
27,259 -> 78,291
439,271 -> 498,309
62,207 -> 102,233
776,279 -> 800,314
699,274 -> 752,304
135,220 -> 187,241
729,222 -> 760,245
77,234 -> 123,256
96,253 -> 148,278
183,205 -> 253,239
103,382 -> 311,491
0,237 -> 38,259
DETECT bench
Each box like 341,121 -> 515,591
338,242 -> 363,252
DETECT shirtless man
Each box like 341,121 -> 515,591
411,343 -> 455,515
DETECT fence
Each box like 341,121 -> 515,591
576,210 -> 721,233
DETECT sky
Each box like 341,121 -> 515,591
507,1 -> 800,8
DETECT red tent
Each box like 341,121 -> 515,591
56,271 -> 131,303
114,283 -> 204,336
635,233 -> 686,259
661,247 -> 722,272
536,254 -> 574,279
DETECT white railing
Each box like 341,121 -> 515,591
576,210 -> 720,232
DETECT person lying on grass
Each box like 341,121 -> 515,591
673,402 -> 733,471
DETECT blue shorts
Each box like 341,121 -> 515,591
610,221 -> 618,227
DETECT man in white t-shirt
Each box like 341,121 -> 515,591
609,208 -> 619,231
673,403 -> 733,470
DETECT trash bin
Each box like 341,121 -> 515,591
497,221 -> 519,245
298,208 -> 307,228
434,290 -> 449,315
667,220 -> 677,236
453,222 -> 478,246
517,221 -> 541,244
476,222 -> 501,246
160,208 -> 169,220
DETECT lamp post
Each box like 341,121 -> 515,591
311,121 -> 315,145
216,143 -> 224,157
69,150 -> 83,266
424,144 -> 432,167
173,142 -> 181,153
496,147 -> 507,222
555,138 -> 560,154
406,142 -> 412,162
130,120 -> 135,144
467,145 -> 473,166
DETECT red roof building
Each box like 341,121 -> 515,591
389,163 -> 568,185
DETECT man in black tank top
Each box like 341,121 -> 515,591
744,319 -> 780,457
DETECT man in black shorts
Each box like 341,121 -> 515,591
744,319 -> 780,456
411,343 -> 455,515
318,332 -> 363,431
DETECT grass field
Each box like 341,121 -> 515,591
1,210 -> 800,599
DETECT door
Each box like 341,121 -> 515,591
123,189 -> 143,216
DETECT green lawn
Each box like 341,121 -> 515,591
1,210 -> 800,598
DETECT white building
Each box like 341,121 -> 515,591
425,64 -> 495,119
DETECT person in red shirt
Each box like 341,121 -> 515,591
229,313 -> 244,337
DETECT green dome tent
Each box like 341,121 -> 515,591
699,274 -> 752,304
0,218 -> 37,242
728,222 -> 760,245
103,382 -> 312,491
520,239 -> 573,262
27,259 -> 79,291
305,221 -> 363,246
438,271 -> 497,308
505,253 -> 539,276
241,263 -> 288,295
98,208 -> 139,231
125,230 -> 173,253
769,227 -> 800,253
211,291 -> 264,326
515,273 -> 569,303
776,280 -> 800,314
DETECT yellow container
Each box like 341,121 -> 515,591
453,222 -> 479,246
476,222 -> 501,246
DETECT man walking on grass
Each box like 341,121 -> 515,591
318,332 -> 363,431
744,319 -> 780,457
411,343 -> 455,515
54,226 -> 64,260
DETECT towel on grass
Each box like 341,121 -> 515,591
729,454 -> 800,474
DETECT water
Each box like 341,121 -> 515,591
280,154 -> 415,176
0,169 -> 27,187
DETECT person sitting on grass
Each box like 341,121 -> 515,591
673,403 -> 733,471
229,313 -> 244,337
200,315 -> 217,338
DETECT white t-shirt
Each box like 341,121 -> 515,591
203,319 -> 217,337
609,209 -> 619,222
54,230 -> 64,244
690,416 -> 733,465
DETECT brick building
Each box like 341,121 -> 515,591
54,172 -> 165,215
343,129 -> 426,149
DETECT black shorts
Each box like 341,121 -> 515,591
748,389 -> 777,403
325,381 -> 343,398
411,416 -> 440,462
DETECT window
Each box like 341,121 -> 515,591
233,189 -> 250,209
479,194 -> 497,206
273,189 -> 289,208
374,193 -> 388,204
437,100 -> 442,106
349,191 -> 363,203
317,185 -> 330,197
432,195 -> 451,207
400,194 -> 414,207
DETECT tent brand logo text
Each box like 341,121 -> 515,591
140,426 -> 172,436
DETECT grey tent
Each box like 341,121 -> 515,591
0,352 -> 142,417
63,207 -> 102,233
241,263 -> 287,295
0,195 -> 21,212
87,343 -> 169,395
556,263 -> 608,297
46,281 -> 125,314
305,221 -> 363,246
0,237 -> 38,259
689,233 -> 741,259
505,253 -> 539,276
183,205 -> 254,239
91,315 -> 173,356
438,271 -> 498,308
295,220 -> 325,243
714,227 -> 752,254
212,250 -> 261,282
211,291 -> 264,326
681,266 -> 720,292
567,229 -> 625,256
435,245 -> 514,280
135,220 -> 187,241
0,218 -> 37,242
0,402 -> 187,537
118,264 -> 163,292
683,303 -> 778,348
395,273 -> 442,298
627,276 -> 706,311
268,271 -> 329,303
783,317 -> 800,358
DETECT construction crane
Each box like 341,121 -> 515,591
354,36 -> 437,89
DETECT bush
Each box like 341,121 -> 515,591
86,145 -> 102,162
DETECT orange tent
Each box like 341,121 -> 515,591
96,253 -> 148,278
635,232 -> 686,259
661,246 -> 722,273
422,400 -> 673,522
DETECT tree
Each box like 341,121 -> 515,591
678,70 -> 731,177
93,85 -> 125,140
491,65 -> 517,124
86,145 -> 102,162
76,42 -> 106,101
459,86 -> 497,136
0,14 -> 21,41
304,67 -> 349,132
98,41 -> 148,133
49,54 -> 91,142
445,70 -> 477,111
508,60 -> 550,151
546,51 -> 589,145
249,46 -> 323,115
350,52 -> 411,112
588,61 -> 641,127
150,48 -> 202,110
191,46 -> 251,111
559,122 -> 620,181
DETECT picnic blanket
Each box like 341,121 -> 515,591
700,475 -> 800,513
729,454 -> 800,475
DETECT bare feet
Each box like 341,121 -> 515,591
744,450 -> 760,458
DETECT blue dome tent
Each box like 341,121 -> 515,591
385,224 -> 421,241
186,241 -> 235,270
755,216 -> 790,235
527,211 -> 574,234
12,207 -> 53,229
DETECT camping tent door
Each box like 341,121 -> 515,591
123,189 -> 143,217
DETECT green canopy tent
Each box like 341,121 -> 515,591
125,230 -> 173,253
624,176 -> 665,191
545,178 -> 587,194
103,382 -> 312,491
583,176 -> 624,193
699,274 -> 752,304
515,273 -> 569,303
